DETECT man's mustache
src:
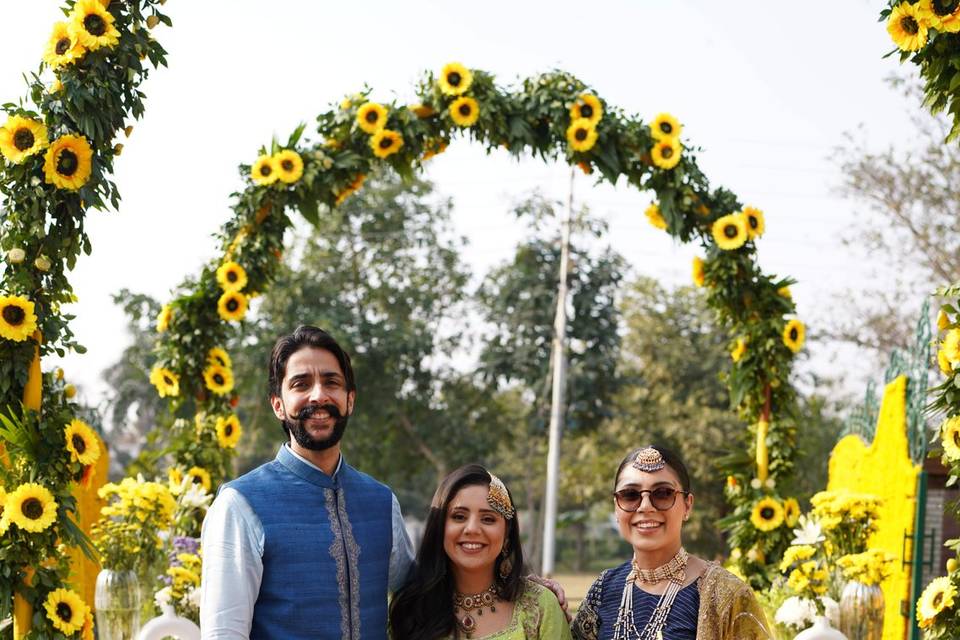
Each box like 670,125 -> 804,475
295,404 -> 343,421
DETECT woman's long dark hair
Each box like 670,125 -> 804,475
389,464 -> 526,640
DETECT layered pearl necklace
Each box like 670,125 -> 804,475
612,547 -> 689,640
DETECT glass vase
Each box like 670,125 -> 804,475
794,616 -> 848,640
838,580 -> 884,640
95,568 -> 141,640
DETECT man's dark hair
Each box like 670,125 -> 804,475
268,325 -> 356,398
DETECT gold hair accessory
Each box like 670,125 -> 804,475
632,447 -> 665,473
487,473 -> 515,519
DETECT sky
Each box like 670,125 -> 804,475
0,1 -> 922,412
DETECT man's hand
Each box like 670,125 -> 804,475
526,574 -> 571,622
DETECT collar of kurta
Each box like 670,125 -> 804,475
276,444 -> 345,489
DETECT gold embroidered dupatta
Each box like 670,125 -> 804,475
695,564 -> 772,640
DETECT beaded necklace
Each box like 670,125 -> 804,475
612,548 -> 689,640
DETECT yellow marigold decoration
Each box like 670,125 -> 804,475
887,2 -> 928,52
570,94 -> 602,125
920,0 -> 960,32
370,129 -> 404,159
335,174 -> 366,206
778,544 -> 816,572
44,588 -> 88,635
217,291 -> 248,322
208,346 -> 232,369
69,0 -> 121,51
650,113 -> 682,141
449,96 -> 480,127
274,149 -> 304,184
251,154 -> 278,186
43,22 -> 85,69
156,304 -> 173,333
711,213 -> 748,250
943,329 -> 960,362
186,466 -> 211,492
0,116 -> 48,163
742,206 -> 765,239
0,294 -> 38,342
203,363 -> 234,396
731,337 -> 747,363
644,203 -> 667,230
216,414 -> 242,448
942,416 -> 960,462
43,134 -> 93,190
651,137 -> 681,170
917,576 -> 957,628
216,261 -> 248,292
939,309 -> 951,331
149,365 -> 180,398
65,418 -> 100,466
566,118 -> 598,153
168,565 -> 201,588
783,497 -> 801,526
750,497 -> 784,532
356,102 -> 389,133
783,319 -> 806,353
439,62 -> 473,96
4,482 -> 58,533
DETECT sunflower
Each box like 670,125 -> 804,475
43,22 -> 85,69
0,295 -> 37,342
731,337 -> 748,363
356,102 -> 388,134
778,286 -> 792,299
334,174 -> 366,206
944,329 -> 960,362
156,304 -> 173,333
216,414 -> 242,448
5,482 -> 58,533
273,149 -> 303,184
186,466 -> 211,492
409,103 -> 436,119
203,363 -> 234,396
942,416 -> 960,462
44,588 -> 88,635
566,118 -> 598,153
750,497 -> 785,532
0,116 -> 48,163
449,96 -> 480,127
692,257 -> 706,287
650,113 -> 682,141
69,0 -> 120,51
570,94 -> 602,125
783,498 -> 801,526
439,62 -> 473,96
208,346 -> 232,369
644,203 -> 667,230
783,319 -> 806,354
888,2 -> 928,51
65,419 -> 100,466
651,137 -> 682,170
43,134 -> 93,190
370,129 -> 404,159
168,467 -> 184,490
939,309 -> 951,331
251,154 -> 278,186
217,291 -> 248,322
711,214 -> 748,250
742,206 -> 765,239
940,349 -> 954,376
216,261 -> 248,292
149,366 -> 180,398
917,576 -> 957,627
920,0 -> 960,32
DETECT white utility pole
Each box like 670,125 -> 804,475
541,168 -> 575,576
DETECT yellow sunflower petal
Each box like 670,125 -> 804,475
731,337 -> 748,363
44,588 -> 88,635
203,363 -> 234,396
208,347 -> 232,369
0,295 -> 38,342
919,0 -> 960,32
651,137 -> 682,170
650,113 -> 682,141
917,576 -> 957,624
742,206 -> 765,239
783,497 -> 801,526
43,134 -> 93,190
6,482 -> 58,533
274,149 -> 304,184
644,203 -> 667,230
711,214 -> 748,250
217,291 -> 248,322
0,116 -> 49,163
449,96 -> 480,127
156,304 -> 173,333
570,94 -> 602,125
750,497 -> 784,532
566,118 -> 598,153
149,366 -> 180,398
692,256 -> 706,287
251,155 -> 278,186
65,418 -> 100,466
356,102 -> 388,134
43,22 -> 86,69
216,261 -> 248,292
439,62 -> 473,96
186,466 -> 211,492
888,2 -> 929,52
69,0 -> 120,51
370,129 -> 404,159
783,319 -> 806,353
941,416 -> 960,462
216,414 -> 243,449
334,173 -> 366,206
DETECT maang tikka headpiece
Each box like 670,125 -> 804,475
487,474 -> 515,519
632,446 -> 665,473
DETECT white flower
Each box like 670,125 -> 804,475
750,478 -> 762,489
775,596 -> 816,629
821,596 -> 839,627
186,586 -> 202,609
7,248 -> 25,264
791,514 -> 825,546
179,482 -> 213,510
154,586 -> 173,609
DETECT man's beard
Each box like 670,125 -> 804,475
284,403 -> 349,451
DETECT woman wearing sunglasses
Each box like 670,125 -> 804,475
571,446 -> 770,640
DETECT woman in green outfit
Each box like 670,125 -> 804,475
389,464 -> 570,640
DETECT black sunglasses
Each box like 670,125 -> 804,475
613,487 -> 691,512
